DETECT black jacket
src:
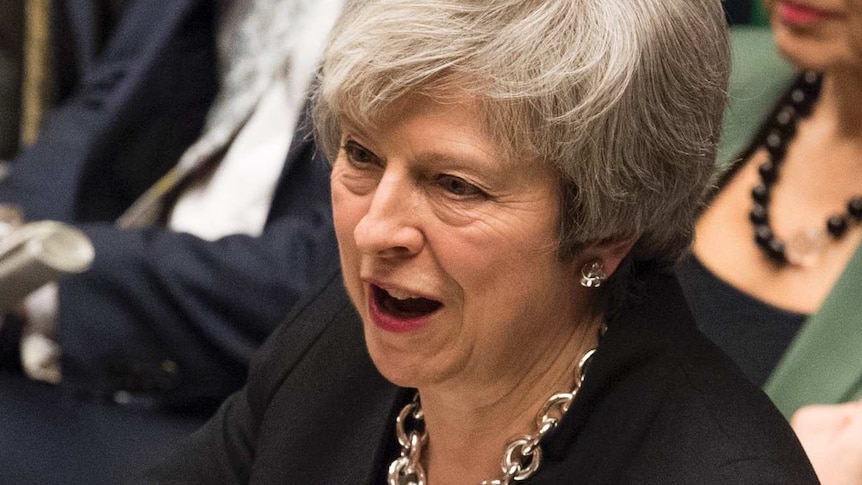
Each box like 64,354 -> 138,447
142,266 -> 818,484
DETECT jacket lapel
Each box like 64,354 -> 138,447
765,242 -> 862,418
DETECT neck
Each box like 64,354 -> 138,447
417,316 -> 601,484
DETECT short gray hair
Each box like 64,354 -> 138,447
315,0 -> 730,265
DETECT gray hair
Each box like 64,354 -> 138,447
314,0 -> 730,265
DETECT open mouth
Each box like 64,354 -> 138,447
373,285 -> 442,319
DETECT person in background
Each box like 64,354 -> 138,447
0,0 -> 342,483
142,0 -> 816,483
676,0 -> 862,481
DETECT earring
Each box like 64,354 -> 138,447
580,261 -> 607,288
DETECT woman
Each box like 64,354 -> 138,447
141,0 -> 816,483
680,0 -> 862,396
676,0 -> 862,480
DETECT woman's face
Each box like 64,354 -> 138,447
331,94 -> 596,391
765,0 -> 862,72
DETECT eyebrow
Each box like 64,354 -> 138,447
343,120 -> 498,163
412,152 -> 514,195
412,151 -> 496,171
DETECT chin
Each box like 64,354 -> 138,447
362,325 -> 460,390
361,320 -> 419,384
773,29 -> 833,72
363,338 -> 425,388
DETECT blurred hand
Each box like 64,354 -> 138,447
20,283 -> 61,384
792,400 -> 862,485
0,202 -> 23,239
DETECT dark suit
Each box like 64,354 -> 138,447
0,1 -> 339,483
2,0 -> 218,223
142,266 -> 818,484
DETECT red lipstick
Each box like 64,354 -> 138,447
778,1 -> 835,26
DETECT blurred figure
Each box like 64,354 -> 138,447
0,0 -> 342,483
677,0 -> 862,482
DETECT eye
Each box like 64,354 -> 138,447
343,140 -> 381,167
435,175 -> 487,199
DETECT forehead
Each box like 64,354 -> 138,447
346,94 -> 500,159
340,90 -> 529,168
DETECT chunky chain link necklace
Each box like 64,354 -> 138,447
750,71 -> 862,266
387,344 -> 599,485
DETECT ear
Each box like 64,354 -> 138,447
579,238 -> 636,278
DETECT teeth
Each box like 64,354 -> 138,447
386,288 -> 418,301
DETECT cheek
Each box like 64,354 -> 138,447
331,184 -> 368,308
331,188 -> 367,283
331,173 -> 367,244
332,195 -> 356,244
433,214 -> 561,296
851,26 -> 862,61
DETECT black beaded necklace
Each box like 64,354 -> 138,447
750,71 -> 862,266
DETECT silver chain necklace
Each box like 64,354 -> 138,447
387,344 -> 599,485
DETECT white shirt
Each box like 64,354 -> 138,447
169,0 -> 343,240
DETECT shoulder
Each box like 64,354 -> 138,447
637,272 -> 815,481
548,268 -> 817,482
631,337 -> 816,482
630,292 -> 816,484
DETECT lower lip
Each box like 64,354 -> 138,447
368,288 -> 435,333
778,1 -> 832,25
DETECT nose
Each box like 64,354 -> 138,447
354,172 -> 424,259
